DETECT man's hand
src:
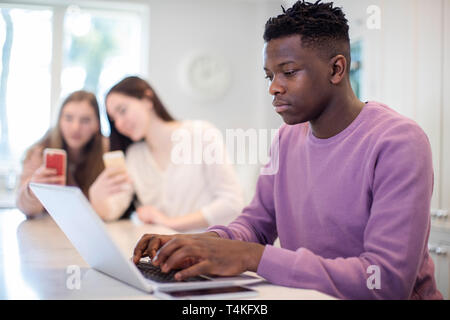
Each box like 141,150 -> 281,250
132,232 -> 218,263
133,233 -> 179,264
132,233 -> 264,281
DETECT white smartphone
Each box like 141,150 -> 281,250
154,286 -> 258,300
103,150 -> 126,170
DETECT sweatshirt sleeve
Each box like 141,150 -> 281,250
257,123 -> 434,299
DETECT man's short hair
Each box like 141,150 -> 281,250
264,0 -> 351,65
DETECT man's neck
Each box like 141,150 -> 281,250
309,90 -> 364,139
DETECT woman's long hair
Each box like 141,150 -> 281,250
106,76 -> 175,152
24,90 -> 105,197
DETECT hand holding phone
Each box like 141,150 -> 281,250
89,150 -> 132,199
29,148 -> 67,186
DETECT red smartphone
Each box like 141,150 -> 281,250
44,148 -> 67,176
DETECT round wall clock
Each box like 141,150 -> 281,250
179,52 -> 231,101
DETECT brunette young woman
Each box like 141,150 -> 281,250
89,76 -> 244,231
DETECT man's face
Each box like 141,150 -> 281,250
263,35 -> 331,125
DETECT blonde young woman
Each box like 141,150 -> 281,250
16,90 -> 127,221
89,76 -> 244,231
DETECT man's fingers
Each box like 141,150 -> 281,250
133,235 -> 170,264
174,261 -> 210,281
161,245 -> 196,272
133,234 -> 154,264
148,238 -> 162,260
153,237 -> 189,267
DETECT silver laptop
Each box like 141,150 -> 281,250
29,183 -> 262,293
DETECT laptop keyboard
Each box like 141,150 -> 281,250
136,261 -> 208,283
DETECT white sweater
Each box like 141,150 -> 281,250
110,120 -> 244,227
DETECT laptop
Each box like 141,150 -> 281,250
29,183 -> 262,293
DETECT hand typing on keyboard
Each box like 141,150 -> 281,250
136,260 -> 208,283
132,232 -> 265,281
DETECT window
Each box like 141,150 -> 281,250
0,1 -> 148,206
61,5 -> 144,135
0,7 -> 52,164
350,40 -> 362,100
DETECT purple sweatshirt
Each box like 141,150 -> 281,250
208,102 -> 442,300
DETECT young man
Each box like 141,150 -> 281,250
132,1 -> 442,299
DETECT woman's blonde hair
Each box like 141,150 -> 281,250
24,90 -> 105,197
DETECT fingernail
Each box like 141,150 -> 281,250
153,249 -> 161,264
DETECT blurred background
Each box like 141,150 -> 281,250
0,0 -> 449,210
0,0 -> 450,298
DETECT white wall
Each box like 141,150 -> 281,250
442,0 -> 450,211
143,0 -> 284,201
145,0 -> 280,129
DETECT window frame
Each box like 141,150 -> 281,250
2,0 -> 150,124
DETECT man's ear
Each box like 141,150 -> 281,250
329,55 -> 347,85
